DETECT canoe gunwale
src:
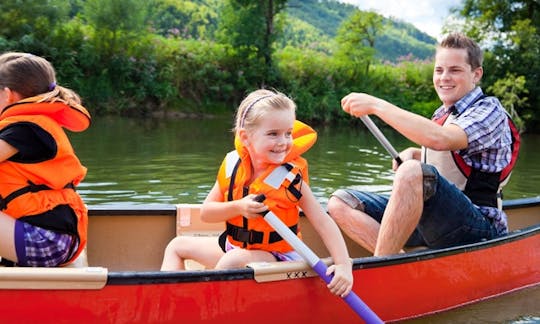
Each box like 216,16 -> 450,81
89,204 -> 176,216
502,196 -> 540,209
86,196 -> 540,216
356,222 -> 540,268
107,268 -> 254,285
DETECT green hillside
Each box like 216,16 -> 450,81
148,0 -> 437,62
283,0 -> 437,62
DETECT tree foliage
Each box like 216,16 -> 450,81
217,0 -> 288,87
150,0 -> 219,39
487,73 -> 528,132
335,10 -> 383,76
450,0 -> 540,129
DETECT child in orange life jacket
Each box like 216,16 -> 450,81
161,89 -> 353,297
0,52 -> 90,267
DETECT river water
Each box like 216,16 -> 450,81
70,115 -> 540,206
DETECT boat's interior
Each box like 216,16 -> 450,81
84,199 -> 540,272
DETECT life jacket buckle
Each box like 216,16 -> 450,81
235,228 -> 254,244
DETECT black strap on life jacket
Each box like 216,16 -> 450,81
280,163 -> 303,201
0,181 -> 75,211
226,222 -> 298,245
227,158 -> 242,202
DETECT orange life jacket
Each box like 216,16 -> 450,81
0,96 -> 91,264
217,120 -> 317,253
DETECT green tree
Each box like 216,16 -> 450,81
150,0 -> 219,39
82,0 -> 152,56
487,73 -> 528,132
0,0 -> 70,53
335,10 -> 383,77
217,0 -> 288,86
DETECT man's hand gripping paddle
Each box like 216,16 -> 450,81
254,194 -> 383,323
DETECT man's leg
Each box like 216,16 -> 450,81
375,160 -> 424,256
327,197 -> 379,253
328,190 -> 388,254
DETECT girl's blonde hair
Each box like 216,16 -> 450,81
0,52 -> 81,106
234,89 -> 296,133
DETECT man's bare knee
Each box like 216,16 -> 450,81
394,160 -> 423,187
329,189 -> 364,211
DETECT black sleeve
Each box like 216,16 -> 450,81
0,122 -> 57,162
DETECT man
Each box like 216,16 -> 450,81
327,32 -> 518,256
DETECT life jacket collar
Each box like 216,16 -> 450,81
1,96 -> 91,132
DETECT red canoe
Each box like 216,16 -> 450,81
0,197 -> 539,323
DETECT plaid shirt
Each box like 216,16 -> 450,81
431,86 -> 512,234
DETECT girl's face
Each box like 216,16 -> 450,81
242,108 -> 295,166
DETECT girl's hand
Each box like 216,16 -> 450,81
237,194 -> 268,219
326,261 -> 354,297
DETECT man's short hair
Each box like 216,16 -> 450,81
438,33 -> 483,69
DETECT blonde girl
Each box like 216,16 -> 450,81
161,89 -> 352,297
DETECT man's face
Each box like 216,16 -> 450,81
433,47 -> 483,108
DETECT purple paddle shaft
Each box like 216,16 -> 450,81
255,194 -> 383,323
312,261 -> 383,324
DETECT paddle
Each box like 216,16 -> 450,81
360,115 -> 403,165
254,194 -> 383,323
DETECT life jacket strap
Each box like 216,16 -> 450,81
264,163 -> 303,201
286,173 -> 303,200
226,222 -> 298,244
0,181 -> 75,211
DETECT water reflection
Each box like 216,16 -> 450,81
70,116 -> 540,206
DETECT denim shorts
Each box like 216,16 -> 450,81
332,164 -> 499,249
14,221 -> 78,267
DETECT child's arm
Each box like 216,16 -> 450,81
200,180 -> 267,223
0,139 -> 18,162
299,184 -> 353,297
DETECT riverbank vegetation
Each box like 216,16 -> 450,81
0,0 -> 537,131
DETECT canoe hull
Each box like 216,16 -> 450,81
0,197 -> 539,323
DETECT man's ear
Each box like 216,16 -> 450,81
473,66 -> 483,84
